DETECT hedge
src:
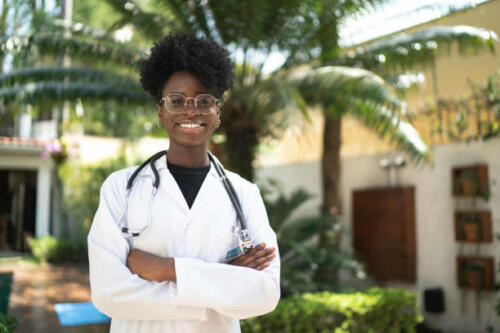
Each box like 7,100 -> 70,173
242,288 -> 422,333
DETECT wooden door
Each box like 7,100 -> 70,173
352,187 -> 416,283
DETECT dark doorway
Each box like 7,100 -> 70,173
352,186 -> 416,283
0,170 -> 37,252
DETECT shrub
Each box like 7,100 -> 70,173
259,180 -> 365,297
0,313 -> 18,333
241,288 -> 422,333
28,236 -> 86,264
59,153 -> 132,233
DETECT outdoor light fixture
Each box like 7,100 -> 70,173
379,156 -> 406,186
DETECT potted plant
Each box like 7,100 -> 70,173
458,169 -> 479,196
460,214 -> 482,242
460,262 -> 485,290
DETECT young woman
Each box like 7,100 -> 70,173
87,33 -> 280,333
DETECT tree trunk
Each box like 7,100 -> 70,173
223,122 -> 258,181
318,112 -> 342,287
321,112 -> 342,216
220,101 -> 258,181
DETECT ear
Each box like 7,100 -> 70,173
157,104 -> 162,118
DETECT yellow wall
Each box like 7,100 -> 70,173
257,0 -> 500,167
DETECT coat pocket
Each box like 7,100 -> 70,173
207,225 -> 237,263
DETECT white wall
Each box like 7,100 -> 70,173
68,135 -> 170,164
257,137 -> 500,333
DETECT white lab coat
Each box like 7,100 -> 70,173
88,155 -> 280,333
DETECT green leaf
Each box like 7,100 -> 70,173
349,99 -> 431,163
0,81 -> 152,105
339,25 -> 498,72
0,66 -> 140,88
1,34 -> 147,66
289,65 -> 402,112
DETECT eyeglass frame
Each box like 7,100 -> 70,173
158,93 -> 220,114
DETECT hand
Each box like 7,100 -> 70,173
228,243 -> 276,271
126,248 -> 176,282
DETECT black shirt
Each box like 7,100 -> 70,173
167,161 -> 210,208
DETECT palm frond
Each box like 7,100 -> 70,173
102,0 -> 178,41
289,66 -> 402,111
223,76 -> 307,139
0,66 -> 140,88
0,81 -> 151,105
278,215 -> 339,244
350,98 -> 431,163
383,72 -> 425,94
265,188 -> 314,230
1,34 -> 147,66
339,25 -> 498,71
49,19 -> 115,41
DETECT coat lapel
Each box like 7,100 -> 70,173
154,156 -> 191,212
188,164 -> 222,221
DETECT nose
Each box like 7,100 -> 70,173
184,98 -> 200,115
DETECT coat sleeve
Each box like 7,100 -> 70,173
88,172 -> 208,321
174,183 -> 281,319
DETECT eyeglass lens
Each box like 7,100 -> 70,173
164,94 -> 217,114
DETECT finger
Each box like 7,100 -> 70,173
228,245 -> 274,266
247,253 -> 276,268
242,251 -> 276,269
255,262 -> 271,271
248,248 -> 275,261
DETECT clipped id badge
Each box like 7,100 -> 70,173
224,226 -> 244,262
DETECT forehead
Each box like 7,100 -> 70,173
162,71 -> 207,95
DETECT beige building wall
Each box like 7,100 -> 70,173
257,136 -> 500,333
257,0 -> 500,167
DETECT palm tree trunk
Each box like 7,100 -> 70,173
321,112 -> 342,216
318,112 -> 342,287
224,124 -> 258,181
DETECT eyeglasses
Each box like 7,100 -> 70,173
159,93 -> 219,114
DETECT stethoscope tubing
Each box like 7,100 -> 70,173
120,150 -> 253,253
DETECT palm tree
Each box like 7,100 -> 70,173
99,1 -> 496,219
0,5 -> 153,131
0,1 -> 154,236
4,1 -> 497,237
314,24 -> 498,217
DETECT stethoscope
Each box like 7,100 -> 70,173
118,150 -> 254,255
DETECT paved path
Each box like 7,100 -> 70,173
1,259 -> 109,333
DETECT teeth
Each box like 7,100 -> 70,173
179,123 -> 202,128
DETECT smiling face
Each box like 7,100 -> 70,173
158,71 -> 220,149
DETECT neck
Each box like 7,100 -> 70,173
167,144 -> 209,167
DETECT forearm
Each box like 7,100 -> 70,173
174,257 -> 280,319
126,249 -> 177,283
88,238 -> 207,321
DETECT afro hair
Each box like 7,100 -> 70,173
140,33 -> 234,102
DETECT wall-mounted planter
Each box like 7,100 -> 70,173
454,211 -> 492,243
457,256 -> 495,290
451,164 -> 489,198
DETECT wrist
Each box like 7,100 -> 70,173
160,257 -> 176,282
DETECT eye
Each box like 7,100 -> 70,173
168,95 -> 185,106
196,95 -> 215,107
